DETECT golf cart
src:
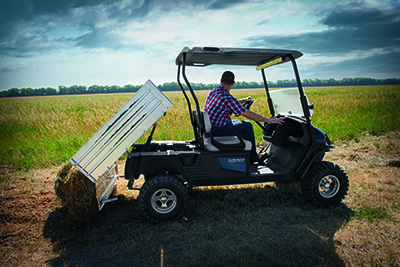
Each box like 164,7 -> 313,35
122,46 -> 349,222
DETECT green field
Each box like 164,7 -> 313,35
1,85 -> 400,266
0,85 -> 399,171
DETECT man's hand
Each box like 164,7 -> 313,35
268,117 -> 285,125
239,96 -> 254,104
242,111 -> 285,125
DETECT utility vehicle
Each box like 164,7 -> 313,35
123,47 -> 349,222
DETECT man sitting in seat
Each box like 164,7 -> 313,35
204,71 -> 284,164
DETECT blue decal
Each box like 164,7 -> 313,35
218,157 -> 247,173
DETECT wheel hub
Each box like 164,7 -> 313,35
318,175 -> 340,198
151,189 -> 177,214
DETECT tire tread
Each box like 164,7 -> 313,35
301,161 -> 349,207
138,174 -> 189,223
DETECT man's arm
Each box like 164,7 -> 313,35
241,110 -> 285,125
238,96 -> 253,104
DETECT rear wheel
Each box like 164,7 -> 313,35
139,173 -> 188,223
301,161 -> 349,207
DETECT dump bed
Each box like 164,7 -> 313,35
69,80 -> 173,209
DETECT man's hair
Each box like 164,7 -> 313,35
221,71 -> 235,85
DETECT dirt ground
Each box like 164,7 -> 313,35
1,132 -> 399,266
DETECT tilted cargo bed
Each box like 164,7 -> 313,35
69,80 -> 173,209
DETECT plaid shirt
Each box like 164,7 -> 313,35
204,85 -> 248,127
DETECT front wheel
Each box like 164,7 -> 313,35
301,161 -> 349,207
138,174 -> 188,223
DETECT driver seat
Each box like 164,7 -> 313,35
196,110 -> 252,152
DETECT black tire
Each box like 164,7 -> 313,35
138,173 -> 188,223
301,161 -> 349,207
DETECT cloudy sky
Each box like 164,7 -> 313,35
1,0 -> 399,91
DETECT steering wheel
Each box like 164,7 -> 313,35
242,99 -> 266,130
242,99 -> 254,110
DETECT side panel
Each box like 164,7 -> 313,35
95,163 -> 119,210
125,151 -> 251,187
70,80 -> 173,182
193,152 -> 249,186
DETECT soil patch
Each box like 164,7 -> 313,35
1,132 -> 399,266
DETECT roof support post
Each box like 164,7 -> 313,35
261,68 -> 275,117
177,64 -> 198,142
181,53 -> 201,113
180,53 -> 203,144
288,54 -> 316,143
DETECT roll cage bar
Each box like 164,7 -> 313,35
175,46 -> 315,146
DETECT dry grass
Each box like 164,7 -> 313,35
1,132 -> 399,266
1,85 -> 399,171
54,162 -> 98,227
323,132 -> 400,266
0,94 -> 129,170
1,85 -> 399,265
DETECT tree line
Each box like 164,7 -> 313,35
1,77 -> 399,98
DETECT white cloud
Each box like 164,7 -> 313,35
0,0 -> 399,91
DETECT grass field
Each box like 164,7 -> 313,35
0,85 -> 400,266
0,85 -> 399,172
1,133 -> 399,266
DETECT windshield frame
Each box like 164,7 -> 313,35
269,87 -> 313,119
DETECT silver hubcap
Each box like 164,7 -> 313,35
151,189 -> 177,214
318,175 -> 340,198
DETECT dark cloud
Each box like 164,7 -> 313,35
0,0 -> 105,56
2,0 -> 399,87
75,28 -> 123,50
207,0 -> 253,10
0,0 -> 103,37
337,53 -> 400,78
302,51 -> 400,79
248,2 -> 400,53
0,0 -> 257,54
0,0 -> 256,31
249,21 -> 400,53
0,0 -> 31,40
256,19 -> 271,26
246,1 -> 400,78
323,8 -> 395,27
321,0 -> 399,26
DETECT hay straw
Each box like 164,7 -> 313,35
55,162 -> 98,227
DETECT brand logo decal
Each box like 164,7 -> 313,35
228,158 -> 245,164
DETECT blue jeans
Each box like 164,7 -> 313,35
212,120 -> 258,162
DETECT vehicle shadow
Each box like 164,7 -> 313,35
43,183 -> 353,266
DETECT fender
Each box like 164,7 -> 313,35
124,152 -> 195,186
297,150 -> 326,181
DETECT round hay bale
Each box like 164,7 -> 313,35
55,162 -> 98,227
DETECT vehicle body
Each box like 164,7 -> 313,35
124,47 -> 349,222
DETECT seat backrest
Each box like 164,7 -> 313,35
192,110 -> 212,135
193,110 -> 252,152
201,111 -> 212,134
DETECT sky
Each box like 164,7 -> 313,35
0,0 -> 400,91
